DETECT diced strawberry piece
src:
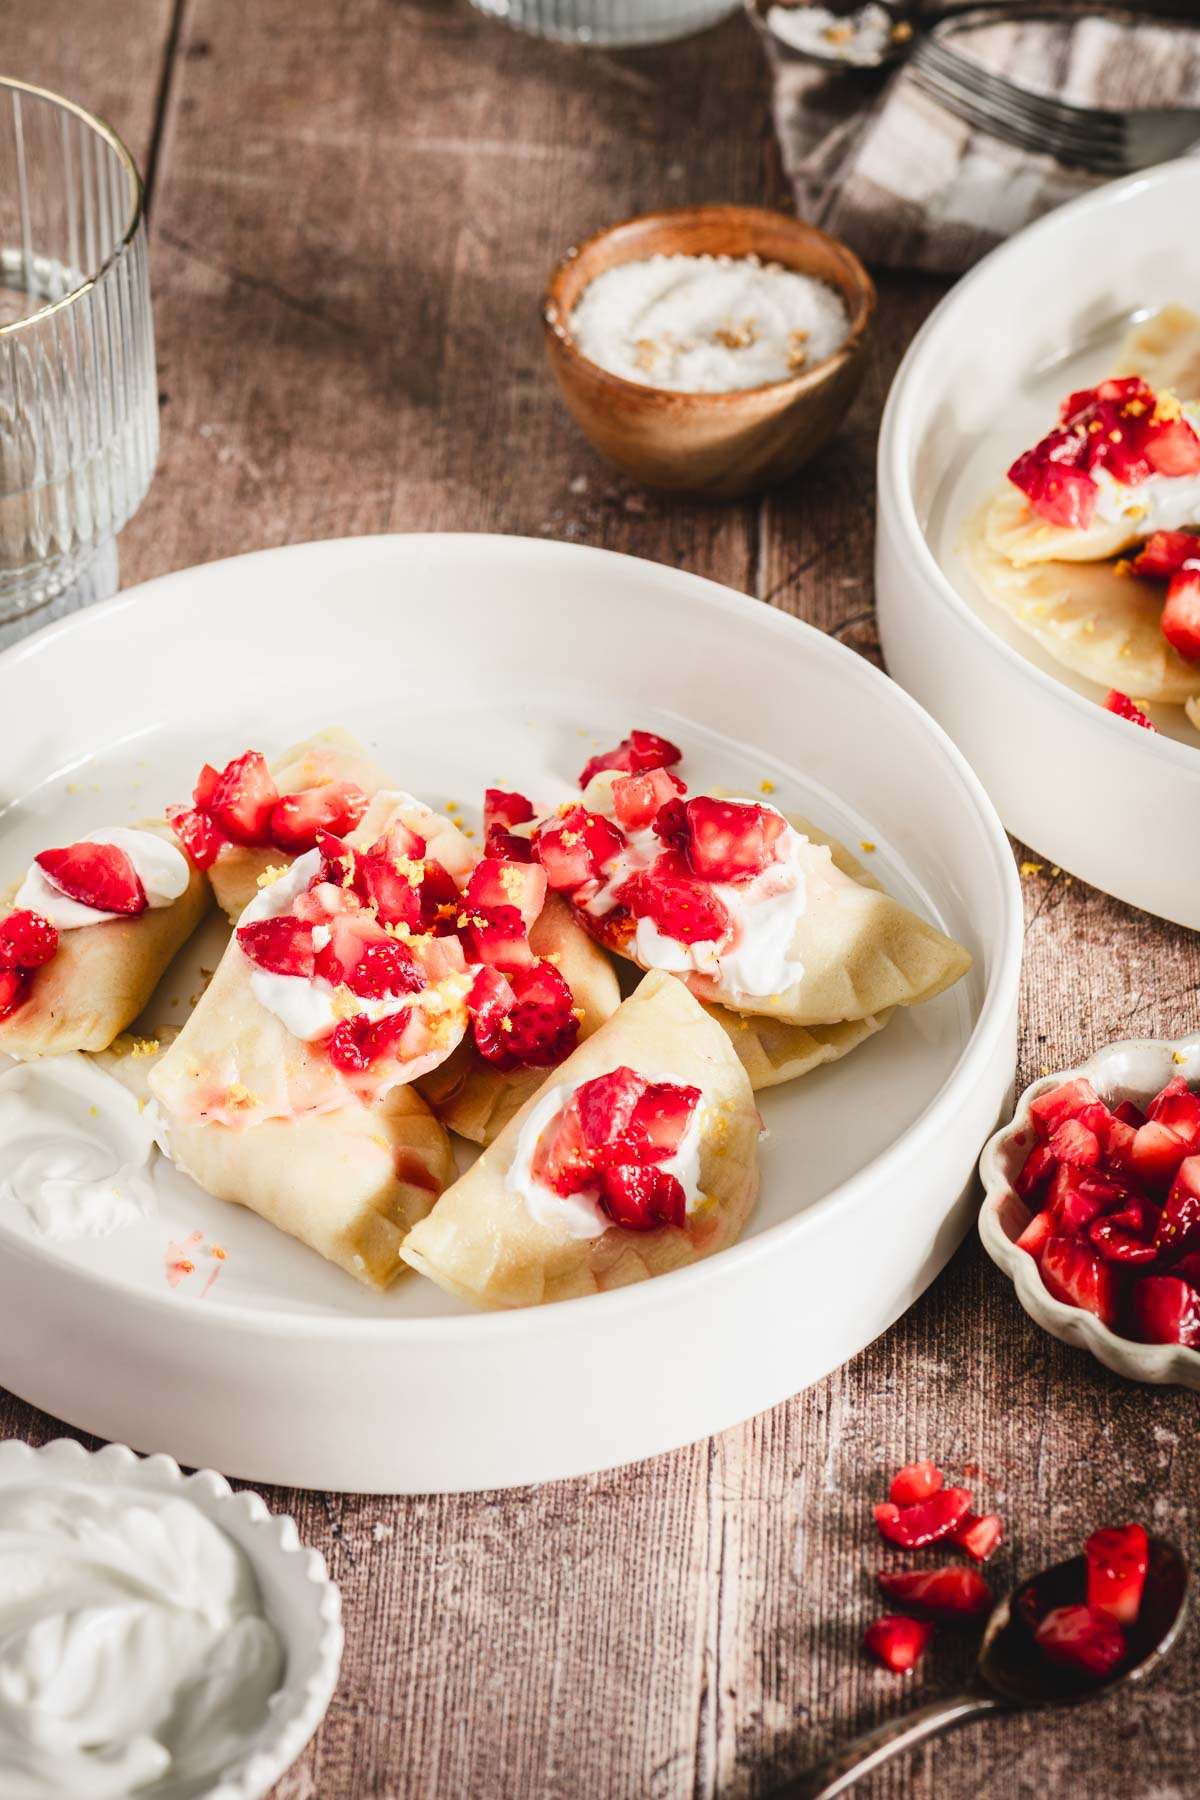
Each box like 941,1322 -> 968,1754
1027,1078 -> 1103,1143
535,807 -> 625,892
887,1460 -> 943,1508
485,826 -> 534,863
458,904 -> 534,973
1039,1237 -> 1119,1326
952,1513 -> 1004,1564
1034,1605 -> 1125,1679
0,968 -> 31,1020
873,1487 -> 973,1550
467,966 -> 517,1067
1089,1195 -> 1162,1266
671,796 -> 788,885
1161,568 -> 1200,664
1015,1207 -> 1056,1259
36,842 -> 147,916
1130,530 -> 1200,580
0,909 -> 58,971
207,751 -> 279,846
1104,691 -> 1157,731
353,849 -> 423,932
326,1007 -> 413,1073
1086,1524 -> 1149,1627
236,915 -> 317,979
191,762 -> 222,811
599,1163 -> 688,1231
610,766 -> 687,833
1171,1250 -> 1200,1289
342,939 -> 426,999
268,780 -> 369,853
862,1615 -> 933,1674
1047,1117 -> 1101,1169
1007,452 -> 1097,529
167,803 -> 225,868
877,1566 -> 993,1617
466,857 -> 546,931
483,788 -> 535,834
1114,1099 -> 1147,1128
578,729 -> 683,790
617,851 -> 732,947
471,961 -> 579,1070
1131,1273 -> 1200,1347
627,1080 -> 702,1161
1127,1119 -> 1190,1190
1014,1141 -> 1057,1203
575,1067 -> 647,1150
1144,415 -> 1200,477
1047,1167 -> 1127,1238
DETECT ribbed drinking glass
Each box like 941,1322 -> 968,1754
0,79 -> 157,624
469,0 -> 740,46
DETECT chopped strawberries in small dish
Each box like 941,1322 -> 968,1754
1104,691 -> 1157,731
36,842 -> 147,916
1011,1071 -> 1200,1352
862,1615 -> 932,1674
877,1566 -> 993,1618
578,729 -> 682,790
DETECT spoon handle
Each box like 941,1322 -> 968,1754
774,1690 -> 1007,1798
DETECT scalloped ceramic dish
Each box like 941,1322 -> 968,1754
0,1436 -> 343,1797
979,1035 -> 1200,1389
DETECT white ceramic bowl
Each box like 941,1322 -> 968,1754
979,1035 -> 1200,1389
0,1436 -> 343,1796
0,534 -> 1022,1491
876,156 -> 1200,929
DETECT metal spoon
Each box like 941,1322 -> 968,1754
745,0 -> 917,73
774,1537 -> 1189,1798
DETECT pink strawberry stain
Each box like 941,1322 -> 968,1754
165,1230 -> 203,1289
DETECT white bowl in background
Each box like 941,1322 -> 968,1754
877,156 -> 1200,929
0,1436 -> 342,1796
979,1035 -> 1200,1390
0,534 -> 1021,1491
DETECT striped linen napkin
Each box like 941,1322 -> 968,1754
766,6 -> 1200,273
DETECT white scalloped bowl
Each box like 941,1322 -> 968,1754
0,1437 -> 343,1798
979,1035 -> 1200,1389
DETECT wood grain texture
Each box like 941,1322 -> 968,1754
2,4 -> 1197,1797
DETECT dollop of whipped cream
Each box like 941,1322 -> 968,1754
583,793 -> 808,1003
506,1076 -> 704,1240
1091,410 -> 1200,530
15,828 -> 189,930
238,847 -> 473,1052
0,1483 -> 283,1798
0,1054 -> 162,1239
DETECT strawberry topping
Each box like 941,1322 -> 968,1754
610,766 -> 686,833
166,804 -> 226,869
534,806 -> 626,893
484,789 -> 535,833
206,750 -> 279,845
578,729 -> 683,789
1104,690 -> 1157,731
327,1008 -> 413,1074
268,780 -> 369,852
236,915 -> 318,979
862,1615 -> 932,1674
1160,566 -> 1200,663
1008,377 -> 1200,529
0,909 -> 59,970
526,1064 -> 702,1232
1130,528 -> 1200,580
341,939 -> 426,999
616,852 -> 732,946
0,969 -> 31,1022
36,842 -> 147,916
469,961 -> 579,1071
660,795 -> 788,884
877,1566 -> 993,1618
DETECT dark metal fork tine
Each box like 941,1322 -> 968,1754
917,39 -> 1126,147
908,63 -> 1132,174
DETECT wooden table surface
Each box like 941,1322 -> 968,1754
4,5 -> 1196,1796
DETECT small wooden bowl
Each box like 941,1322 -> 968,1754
542,204 -> 876,500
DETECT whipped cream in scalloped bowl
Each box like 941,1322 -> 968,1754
0,1436 -> 342,1800
15,827 -> 189,930
506,1074 -> 706,1240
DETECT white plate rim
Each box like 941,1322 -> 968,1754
0,532 -> 1023,1339
878,155 -> 1200,776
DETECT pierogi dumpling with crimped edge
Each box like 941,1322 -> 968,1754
149,791 -> 479,1130
209,727 -> 393,923
0,822 -> 211,1059
416,892 -> 621,1144
980,306 -> 1200,568
96,1028 -> 455,1290
400,970 -> 760,1309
